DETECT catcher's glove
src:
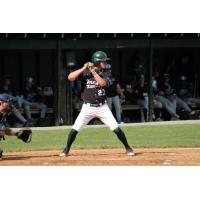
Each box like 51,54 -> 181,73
17,128 -> 32,143
84,62 -> 94,70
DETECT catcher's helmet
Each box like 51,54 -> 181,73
0,93 -> 13,102
92,51 -> 111,65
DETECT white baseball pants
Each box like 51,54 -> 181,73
72,103 -> 119,131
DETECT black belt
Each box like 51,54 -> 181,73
84,102 -> 105,107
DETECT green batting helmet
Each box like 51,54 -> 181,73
91,51 -> 111,65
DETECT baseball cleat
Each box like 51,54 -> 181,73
126,148 -> 135,156
59,148 -> 69,157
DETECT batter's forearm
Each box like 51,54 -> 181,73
68,66 -> 87,81
92,72 -> 107,87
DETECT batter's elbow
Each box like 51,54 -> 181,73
100,80 -> 108,87
99,82 -> 107,87
68,74 -> 75,81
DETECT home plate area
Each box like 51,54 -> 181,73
1,148 -> 200,166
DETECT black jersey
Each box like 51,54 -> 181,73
81,71 -> 109,104
106,77 -> 118,98
134,83 -> 148,100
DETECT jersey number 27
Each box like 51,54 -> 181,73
97,89 -> 105,97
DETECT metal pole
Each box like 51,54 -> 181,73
54,40 -> 61,125
119,50 -> 123,81
148,38 -> 153,121
65,52 -> 73,125
54,40 -> 67,125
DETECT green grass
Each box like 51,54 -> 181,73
1,124 -> 200,152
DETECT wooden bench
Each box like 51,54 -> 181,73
19,107 -> 54,115
190,103 -> 200,111
30,108 -> 54,114
122,103 -> 200,112
121,104 -> 141,111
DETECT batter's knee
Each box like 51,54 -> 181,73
109,124 -> 119,131
71,124 -> 82,132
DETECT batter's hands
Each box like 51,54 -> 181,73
83,62 -> 94,70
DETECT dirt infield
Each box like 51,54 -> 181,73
1,148 -> 200,166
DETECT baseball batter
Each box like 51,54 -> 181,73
0,93 -> 32,160
60,51 -> 134,157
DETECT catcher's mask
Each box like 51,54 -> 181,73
91,51 -> 111,65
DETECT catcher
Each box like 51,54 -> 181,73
60,51 -> 134,157
0,93 -> 32,160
